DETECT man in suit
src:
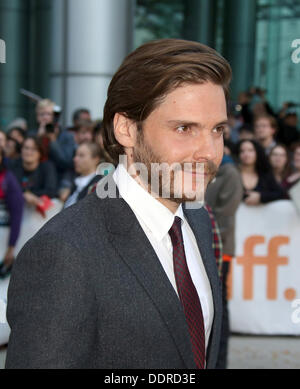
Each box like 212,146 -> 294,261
5,39 -> 232,369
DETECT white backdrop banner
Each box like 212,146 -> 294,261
228,200 -> 300,335
0,200 -> 63,345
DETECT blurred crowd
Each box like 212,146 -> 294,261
0,100 -> 114,278
205,86 -> 300,368
225,87 -> 300,197
0,87 -> 299,285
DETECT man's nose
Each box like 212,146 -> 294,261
192,132 -> 219,161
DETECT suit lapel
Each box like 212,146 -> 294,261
99,175 -> 196,369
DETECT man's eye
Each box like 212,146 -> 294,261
176,125 -> 189,133
213,125 -> 225,134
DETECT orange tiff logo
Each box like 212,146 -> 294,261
227,235 -> 290,300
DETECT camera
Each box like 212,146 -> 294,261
45,123 -> 55,133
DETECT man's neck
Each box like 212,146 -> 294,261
156,197 -> 180,214
133,171 -> 180,214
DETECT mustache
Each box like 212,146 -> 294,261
170,161 -> 218,176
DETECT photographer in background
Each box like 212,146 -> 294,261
32,99 -> 76,184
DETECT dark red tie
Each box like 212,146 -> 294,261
169,216 -> 206,369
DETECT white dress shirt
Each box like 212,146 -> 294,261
113,164 -> 214,351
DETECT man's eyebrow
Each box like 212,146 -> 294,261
166,119 -> 229,127
214,119 -> 229,127
167,120 -> 199,126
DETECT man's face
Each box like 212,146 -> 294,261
130,82 -> 227,203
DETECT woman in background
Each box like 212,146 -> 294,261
237,139 -> 286,205
269,144 -> 291,196
10,136 -> 58,207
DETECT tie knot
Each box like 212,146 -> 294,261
169,216 -> 183,247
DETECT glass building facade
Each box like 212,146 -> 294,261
135,0 -> 300,115
0,0 -> 300,128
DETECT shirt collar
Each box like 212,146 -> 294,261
74,172 -> 96,189
113,163 -> 184,241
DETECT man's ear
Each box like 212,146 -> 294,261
113,113 -> 137,149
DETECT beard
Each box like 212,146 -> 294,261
130,130 -> 218,204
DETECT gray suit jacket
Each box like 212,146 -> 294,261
5,175 -> 222,369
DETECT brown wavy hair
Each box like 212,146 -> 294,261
102,38 -> 232,165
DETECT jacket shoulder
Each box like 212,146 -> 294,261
21,192 -> 107,256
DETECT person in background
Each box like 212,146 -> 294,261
58,120 -> 95,197
61,141 -> 102,207
237,139 -> 286,205
67,108 -> 92,133
237,90 -> 253,125
73,108 -> 91,126
237,87 -> 275,126
286,142 -> 300,190
223,123 -> 236,157
6,118 -> 28,133
205,154 -> 243,369
33,99 -> 76,181
227,106 -> 243,144
73,119 -> 94,146
0,130 -> 7,151
9,137 -> 58,208
254,114 -> 278,155
268,144 -> 292,195
277,103 -> 300,148
237,124 -> 255,142
8,127 -> 26,145
0,147 -> 24,278
33,99 -> 56,137
0,130 -> 10,168
4,137 -> 22,162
